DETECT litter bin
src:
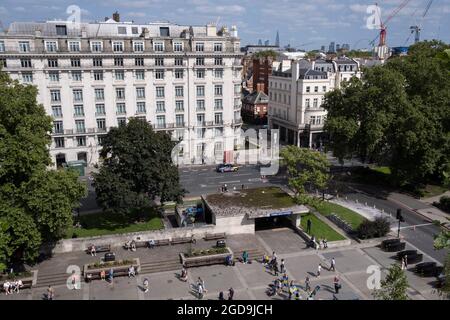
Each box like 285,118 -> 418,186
216,240 -> 226,248
104,252 -> 116,262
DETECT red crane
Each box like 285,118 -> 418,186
371,0 -> 412,47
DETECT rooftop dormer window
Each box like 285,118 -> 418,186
160,27 -> 170,37
56,25 -> 67,36
118,26 -> 127,35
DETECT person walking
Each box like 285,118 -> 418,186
47,286 -> 54,300
198,277 -> 208,294
273,260 -> 279,276
403,255 -> 408,269
143,278 -> 149,293
305,276 -> 311,293
334,276 -> 341,294
228,287 -> 234,300
108,268 -> 114,284
317,264 -> 322,278
219,291 -> 225,300
242,251 -> 249,264
197,282 -> 204,299
280,259 -> 286,274
330,258 -> 336,272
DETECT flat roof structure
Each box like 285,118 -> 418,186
202,187 -> 309,219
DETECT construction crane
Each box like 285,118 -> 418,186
409,0 -> 433,43
370,0 -> 412,47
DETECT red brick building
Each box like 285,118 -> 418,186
252,56 -> 273,94
242,84 -> 269,124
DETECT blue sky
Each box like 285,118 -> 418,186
0,0 -> 448,50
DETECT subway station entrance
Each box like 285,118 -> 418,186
254,211 -> 295,231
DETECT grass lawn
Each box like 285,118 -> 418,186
206,186 -> 297,209
67,208 -> 163,238
300,213 -> 345,241
372,166 -> 391,175
313,201 -> 367,230
421,185 -> 449,198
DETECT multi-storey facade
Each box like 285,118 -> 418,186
268,57 -> 360,148
0,18 -> 243,167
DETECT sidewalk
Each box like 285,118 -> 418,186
388,192 -> 449,228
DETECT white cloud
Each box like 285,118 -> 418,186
349,4 -> 368,13
194,4 -> 246,15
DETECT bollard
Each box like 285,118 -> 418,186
365,202 -> 367,206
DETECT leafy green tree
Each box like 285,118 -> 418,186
0,69 -> 86,265
280,146 -> 330,205
373,264 -> 409,300
434,230 -> 450,298
324,40 -> 450,187
93,118 -> 185,215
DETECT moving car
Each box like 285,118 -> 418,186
216,163 -> 239,173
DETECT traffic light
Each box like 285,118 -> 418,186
396,209 -> 405,222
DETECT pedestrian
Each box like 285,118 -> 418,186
14,280 -> 23,294
90,245 -> 96,256
180,266 -> 188,281
70,270 -> 79,289
108,268 -> 114,284
242,251 -> 249,264
282,273 -> 289,289
317,264 -> 322,278
47,286 -> 54,300
224,184 -> 228,192
219,291 -> 225,300
197,282 -> 204,299
288,280 -> 295,300
241,184 -> 245,190
330,258 -> 336,272
100,270 -> 106,281
323,238 -> 328,249
295,291 -> 300,300
233,186 -> 236,192
305,276 -> 311,293
198,277 -> 207,294
143,278 -> 149,293
276,279 -> 283,295
306,219 -> 312,234
280,259 -> 286,273
403,255 -> 408,269
228,287 -> 234,300
334,276 -> 341,294
273,260 -> 279,276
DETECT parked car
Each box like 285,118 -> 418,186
216,163 -> 239,173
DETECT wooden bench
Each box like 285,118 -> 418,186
85,267 -> 138,282
204,233 -> 226,241
0,278 -> 33,291
154,239 -> 170,246
171,237 -> 196,245
86,244 -> 111,254
123,241 -> 148,250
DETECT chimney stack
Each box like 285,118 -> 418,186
112,11 -> 120,22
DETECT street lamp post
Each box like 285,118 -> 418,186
396,208 -> 404,238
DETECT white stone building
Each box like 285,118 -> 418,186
268,57 -> 361,148
0,16 -> 243,168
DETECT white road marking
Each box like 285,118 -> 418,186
398,223 -> 434,230
221,180 -> 241,184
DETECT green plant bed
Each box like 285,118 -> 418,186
313,201 -> 367,230
67,208 -> 164,238
185,247 -> 229,258
86,259 -> 136,270
300,213 -> 345,241
0,271 -> 32,281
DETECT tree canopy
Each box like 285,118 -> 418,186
93,118 -> 185,214
0,69 -> 86,267
323,40 -> 450,187
280,146 -> 330,205
373,263 -> 409,300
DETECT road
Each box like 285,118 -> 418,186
79,162 -> 447,264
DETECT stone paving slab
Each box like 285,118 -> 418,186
234,262 -> 276,288
322,249 -> 375,274
89,276 -> 139,300
256,229 -> 308,255
31,284 -> 83,300
188,265 -> 244,294
138,272 -> 190,300
284,254 -> 331,280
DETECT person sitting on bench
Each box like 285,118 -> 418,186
148,239 -> 155,249
90,245 -> 96,256
128,265 -> 136,278
130,240 -> 136,252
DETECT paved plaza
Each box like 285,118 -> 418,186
0,228 -> 444,300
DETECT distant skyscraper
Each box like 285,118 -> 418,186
328,41 -> 335,53
336,44 -> 341,51
264,40 -> 270,46
258,39 -> 262,45
342,43 -> 350,51
275,30 -> 280,47
320,45 -> 326,52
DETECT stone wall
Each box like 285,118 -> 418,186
43,214 -> 255,254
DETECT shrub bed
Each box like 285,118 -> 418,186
0,271 -> 32,281
185,247 -> 229,258
86,259 -> 135,270
356,216 -> 390,239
